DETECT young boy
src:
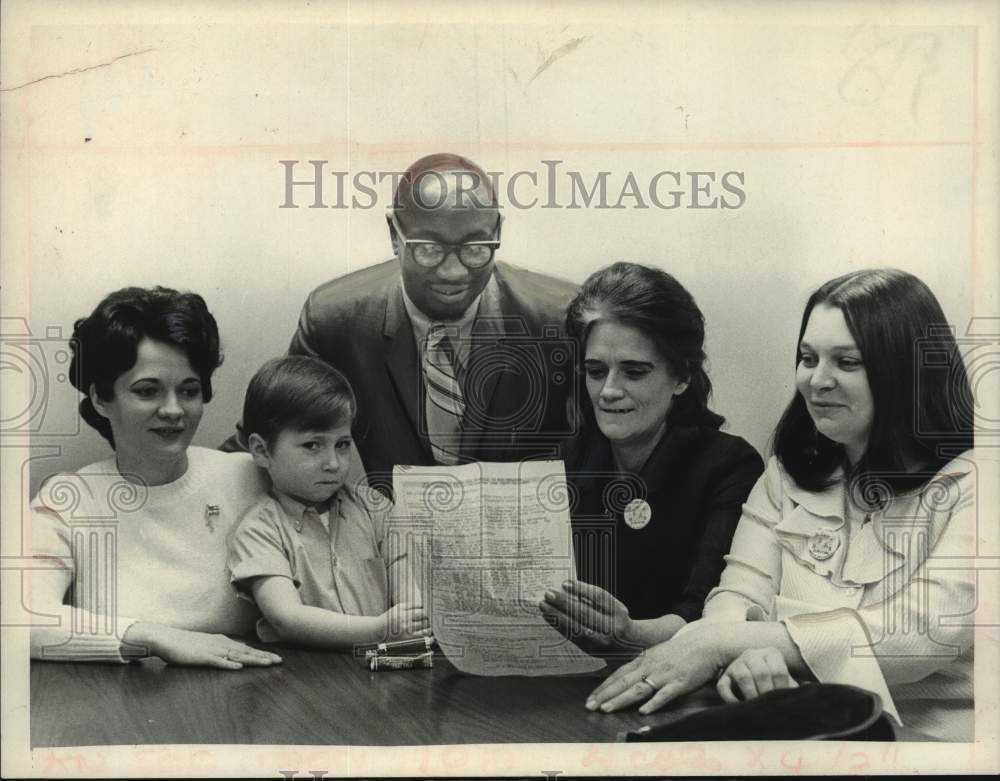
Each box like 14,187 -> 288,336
228,355 -> 429,648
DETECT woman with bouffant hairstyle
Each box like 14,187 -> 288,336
72,287 -> 223,448
29,286 -> 281,670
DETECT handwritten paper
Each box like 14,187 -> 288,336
391,461 -> 605,676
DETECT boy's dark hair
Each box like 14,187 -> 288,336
241,355 -> 356,446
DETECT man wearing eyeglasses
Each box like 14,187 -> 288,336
285,153 -> 578,491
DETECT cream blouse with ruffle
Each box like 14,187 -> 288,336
703,452 -> 978,741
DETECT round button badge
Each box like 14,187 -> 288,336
807,529 -> 841,561
623,498 -> 652,530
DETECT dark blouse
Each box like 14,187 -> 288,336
565,423 -> 764,622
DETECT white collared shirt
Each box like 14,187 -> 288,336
400,275 -> 500,370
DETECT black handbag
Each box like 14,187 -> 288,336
623,683 -> 895,741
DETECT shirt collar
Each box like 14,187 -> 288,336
783,474 -> 846,522
270,487 -> 339,532
785,456 -> 972,530
782,455 -> 976,523
400,275 -> 498,364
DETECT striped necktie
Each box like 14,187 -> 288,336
423,324 -> 464,465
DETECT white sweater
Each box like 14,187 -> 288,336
28,447 -> 268,663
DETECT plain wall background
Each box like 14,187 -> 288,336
8,19 -> 981,497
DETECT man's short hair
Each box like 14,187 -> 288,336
393,153 -> 497,213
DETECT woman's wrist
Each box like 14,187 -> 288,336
696,621 -> 802,675
673,619 -> 737,672
622,619 -> 651,648
613,616 -> 640,648
121,621 -> 158,659
629,614 -> 687,648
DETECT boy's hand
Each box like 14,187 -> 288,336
381,602 -> 431,641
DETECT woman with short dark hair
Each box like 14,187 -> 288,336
29,286 -> 282,669
540,262 -> 764,653
585,269 -> 976,742
73,286 -> 224,450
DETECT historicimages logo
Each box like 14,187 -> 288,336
278,160 -> 747,211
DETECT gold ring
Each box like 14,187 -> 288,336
639,673 -> 656,689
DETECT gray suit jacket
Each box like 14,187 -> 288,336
288,259 -> 579,492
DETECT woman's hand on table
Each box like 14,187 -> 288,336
585,621 -> 729,714
717,646 -> 798,703
539,580 -> 642,654
123,623 -> 283,669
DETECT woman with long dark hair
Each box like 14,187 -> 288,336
585,269 -> 976,741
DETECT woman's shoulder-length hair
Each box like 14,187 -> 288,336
565,261 -> 725,438
773,268 -> 973,496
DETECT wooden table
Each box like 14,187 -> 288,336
31,645 -> 721,747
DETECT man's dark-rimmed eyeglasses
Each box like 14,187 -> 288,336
391,214 -> 502,269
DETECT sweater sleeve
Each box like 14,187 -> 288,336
670,438 -> 765,622
27,504 -> 139,663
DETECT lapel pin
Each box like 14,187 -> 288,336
808,529 -> 840,561
623,498 -> 652,530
